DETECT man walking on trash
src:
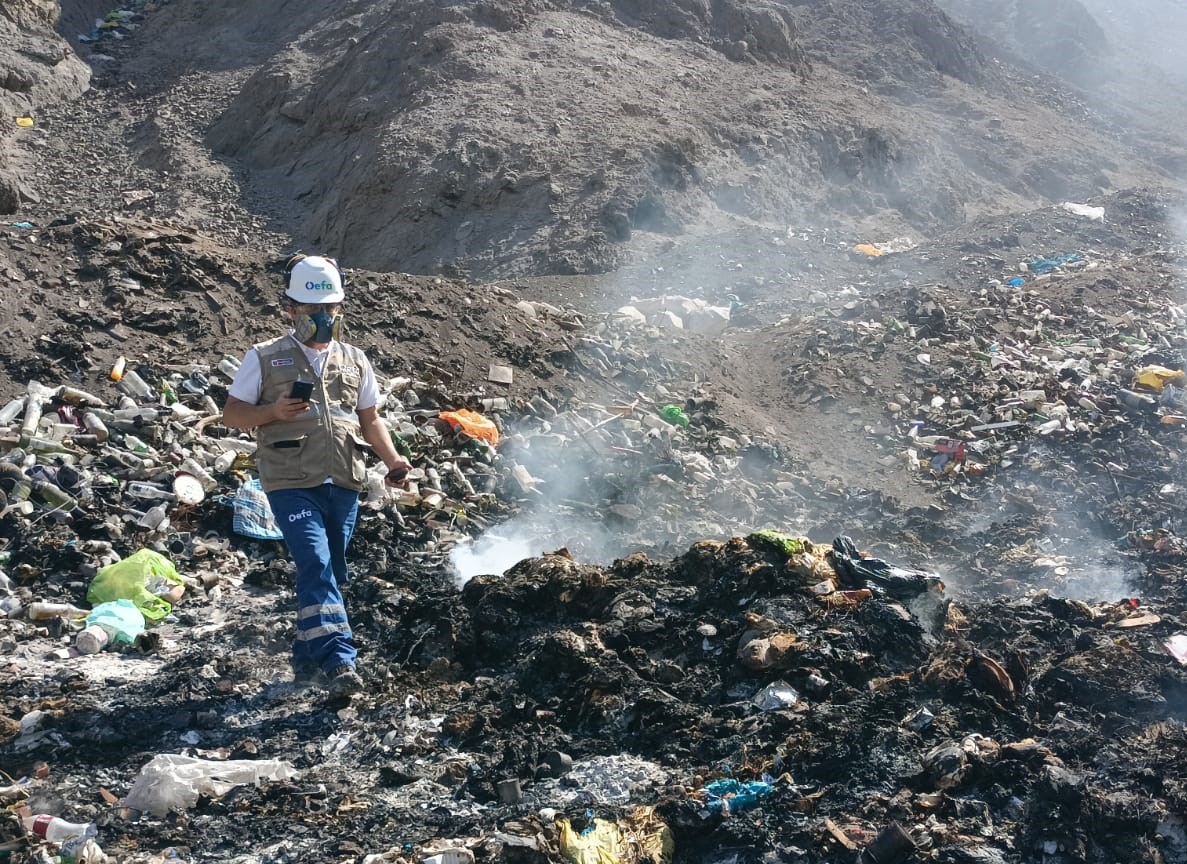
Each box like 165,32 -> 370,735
222,254 -> 411,697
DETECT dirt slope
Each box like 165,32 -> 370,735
26,0 -> 1175,283
0,0 -> 89,211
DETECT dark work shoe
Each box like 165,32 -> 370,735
327,665 -> 363,697
292,666 -> 321,688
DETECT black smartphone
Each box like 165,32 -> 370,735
289,380 -> 314,401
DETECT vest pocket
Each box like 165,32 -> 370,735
264,364 -> 303,405
333,369 -> 361,409
347,431 -> 370,482
259,434 -> 308,482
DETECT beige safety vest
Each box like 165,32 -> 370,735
253,334 -> 372,493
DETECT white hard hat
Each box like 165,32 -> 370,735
285,255 -> 344,304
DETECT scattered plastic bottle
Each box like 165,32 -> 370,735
212,450 -> 236,474
138,503 -> 169,531
31,480 -> 77,511
1118,389 -> 1157,410
178,458 -> 217,492
58,386 -> 105,406
27,602 -> 88,621
0,397 -> 25,425
122,434 -> 154,455
118,369 -> 155,400
217,354 -> 241,379
20,382 -> 51,442
22,814 -> 97,844
25,436 -> 74,455
110,356 -> 127,382
82,412 -> 109,442
113,406 -> 157,424
125,481 -> 176,502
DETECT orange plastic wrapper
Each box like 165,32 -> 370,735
439,409 -> 500,445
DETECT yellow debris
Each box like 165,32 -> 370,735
1135,365 -> 1184,391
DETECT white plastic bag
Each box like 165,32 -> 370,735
123,754 -> 297,816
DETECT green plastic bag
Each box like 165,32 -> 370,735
747,529 -> 807,558
660,405 -> 690,428
87,549 -> 184,621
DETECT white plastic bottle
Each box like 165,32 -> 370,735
0,397 -> 23,425
22,814 -> 97,843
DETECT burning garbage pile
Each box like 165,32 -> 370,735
3,211 -> 1187,864
5,486 -> 1187,863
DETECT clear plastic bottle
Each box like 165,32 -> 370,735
178,458 -> 217,492
125,481 -> 176,502
22,814 -> 97,844
24,436 -> 73,455
27,602 -> 88,621
110,356 -> 127,382
32,481 -> 77,510
0,397 -> 23,425
118,370 -> 155,400
122,434 -> 155,455
114,407 -> 157,423
138,503 -> 169,531
217,354 -> 241,379
82,412 -> 109,442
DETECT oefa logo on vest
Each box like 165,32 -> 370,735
288,508 -> 314,523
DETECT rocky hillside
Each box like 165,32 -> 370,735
0,0 -> 89,211
51,0 -> 1176,281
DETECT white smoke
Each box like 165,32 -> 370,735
449,527 -> 542,588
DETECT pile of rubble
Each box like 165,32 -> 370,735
4,519 -> 1187,863
3,204 -> 1187,864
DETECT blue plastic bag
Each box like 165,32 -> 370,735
86,599 -> 146,645
701,779 -> 775,814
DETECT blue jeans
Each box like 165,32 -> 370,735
266,485 -> 360,673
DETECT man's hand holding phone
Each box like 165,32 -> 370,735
273,379 -> 314,421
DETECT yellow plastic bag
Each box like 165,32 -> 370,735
15,117 -> 34,128
853,243 -> 883,257
558,807 -> 674,864
87,549 -> 184,621
1135,365 -> 1185,391
559,818 -> 626,864
439,409 -> 500,445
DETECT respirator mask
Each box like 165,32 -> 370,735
292,307 -> 343,344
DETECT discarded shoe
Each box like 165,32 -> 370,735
327,665 -> 363,697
